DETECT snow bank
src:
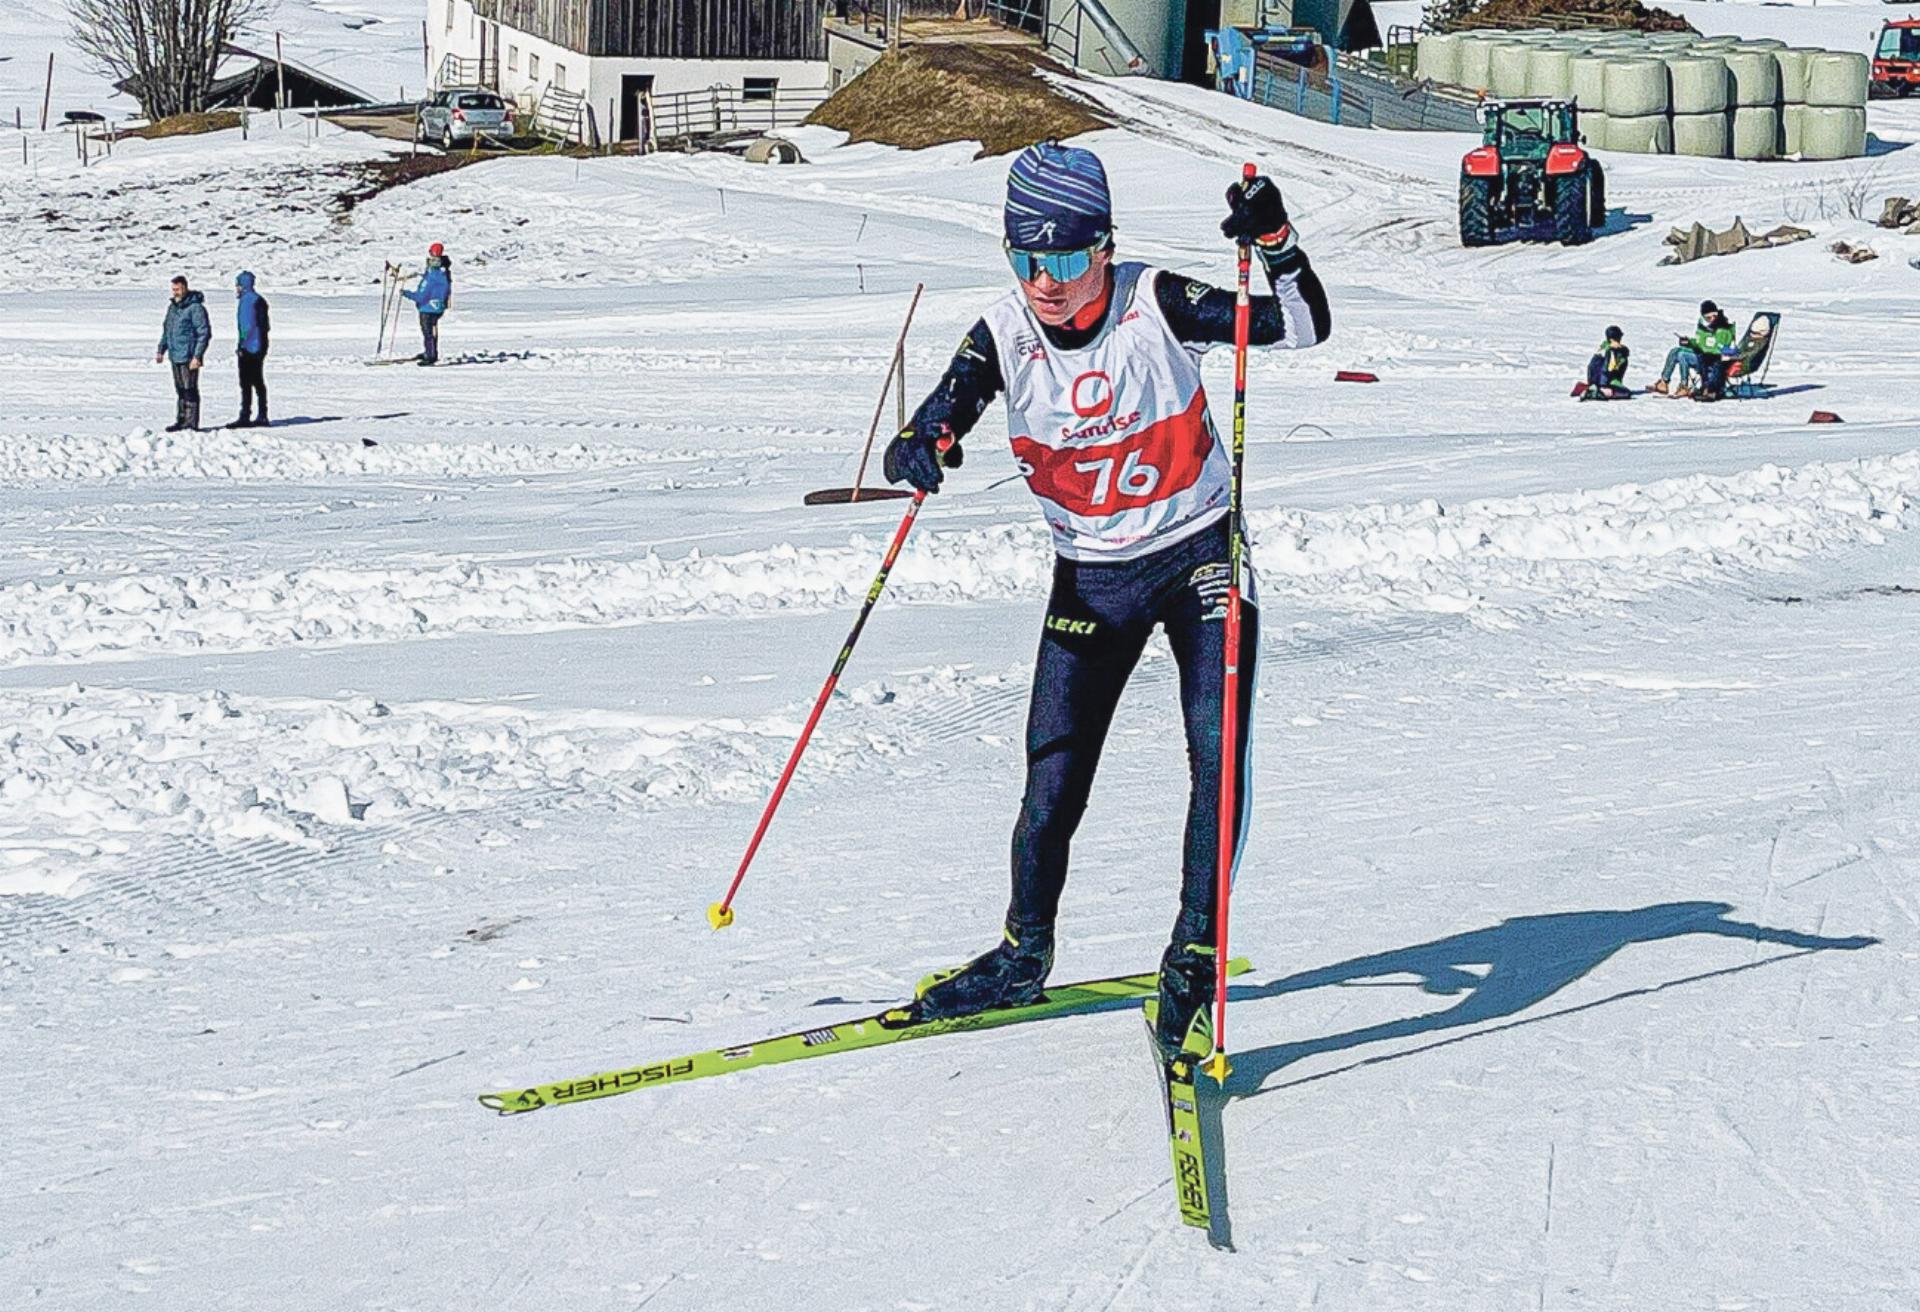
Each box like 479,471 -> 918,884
0,426 -> 752,484
1,453 -> 1914,666
0,684 -> 906,897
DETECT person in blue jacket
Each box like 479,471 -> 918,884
401,242 -> 453,365
154,275 -> 212,431
231,271 -> 272,428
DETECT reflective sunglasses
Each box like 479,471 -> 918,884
1005,235 -> 1108,283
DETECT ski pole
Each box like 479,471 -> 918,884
709,442 -> 947,930
1207,161 -> 1257,1085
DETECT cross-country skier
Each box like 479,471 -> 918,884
881,141 -> 1332,1053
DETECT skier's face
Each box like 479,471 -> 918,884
1018,246 -> 1112,327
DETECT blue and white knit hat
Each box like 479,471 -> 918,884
1004,142 -> 1111,251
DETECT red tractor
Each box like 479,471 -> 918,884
1459,99 -> 1605,248
1873,19 -> 1920,97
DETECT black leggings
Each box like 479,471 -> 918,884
238,350 -> 267,418
1007,516 -> 1258,948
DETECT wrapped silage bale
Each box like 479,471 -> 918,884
1526,47 -> 1576,98
1804,52 -> 1870,107
1734,38 -> 1786,50
1458,36 -> 1496,94
1667,55 -> 1731,115
1417,33 -> 1462,86
1773,48 -> 1818,104
1730,106 -> 1780,160
1569,54 -> 1611,110
1783,103 -> 1804,155
1721,48 -> 1779,108
1580,109 -> 1611,148
1607,113 -> 1673,154
1672,111 -> 1730,158
1798,105 -> 1867,160
1604,59 -> 1670,117
1488,41 -> 1535,97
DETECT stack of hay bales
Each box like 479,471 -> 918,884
1421,27 -> 1871,160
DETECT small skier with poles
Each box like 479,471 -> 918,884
875,142 -> 1331,1059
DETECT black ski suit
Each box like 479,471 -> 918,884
904,249 -> 1331,949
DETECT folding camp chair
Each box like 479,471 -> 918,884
1722,311 -> 1781,398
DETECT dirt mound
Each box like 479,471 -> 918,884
807,41 -> 1109,157
119,111 -> 247,139
1456,0 -> 1693,33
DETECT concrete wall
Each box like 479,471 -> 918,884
1048,0 -> 1186,78
826,26 -> 888,92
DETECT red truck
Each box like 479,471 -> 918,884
1874,19 -> 1920,97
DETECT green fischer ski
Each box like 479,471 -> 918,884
479,959 -> 1251,1117
1143,999 -> 1216,1230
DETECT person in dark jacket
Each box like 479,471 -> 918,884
401,242 -> 453,365
155,276 -> 212,431
1581,325 -> 1630,400
231,271 -> 271,428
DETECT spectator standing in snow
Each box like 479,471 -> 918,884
155,275 -> 212,432
231,271 -> 271,428
1582,325 -> 1630,400
401,242 -> 453,366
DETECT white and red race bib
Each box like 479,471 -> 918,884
985,263 -> 1229,562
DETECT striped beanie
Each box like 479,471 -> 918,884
1004,142 -> 1111,251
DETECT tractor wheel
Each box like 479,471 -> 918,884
1459,174 -> 1496,248
1552,171 -> 1592,247
1585,161 -> 1607,231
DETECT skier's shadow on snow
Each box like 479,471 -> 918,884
1220,900 -> 1875,1100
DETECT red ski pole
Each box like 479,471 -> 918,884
709,445 -> 946,930
1206,162 -> 1258,1084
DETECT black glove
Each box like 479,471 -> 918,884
883,423 -> 962,494
1221,174 -> 1290,245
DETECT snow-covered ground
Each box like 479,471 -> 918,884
5,8 -> 1920,1307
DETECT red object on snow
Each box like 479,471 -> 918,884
1810,411 -> 1844,424
1570,382 -> 1588,398
1335,370 -> 1378,383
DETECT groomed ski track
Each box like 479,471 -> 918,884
6,11 -> 1920,1308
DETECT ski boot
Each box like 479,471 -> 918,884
889,923 -> 1054,1026
1153,938 -> 1218,1058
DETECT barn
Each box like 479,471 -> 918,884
428,0 -> 831,142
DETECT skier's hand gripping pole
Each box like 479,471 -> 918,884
1207,163 -> 1258,1084
708,438 -> 952,931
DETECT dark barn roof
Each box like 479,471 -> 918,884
475,0 -> 829,60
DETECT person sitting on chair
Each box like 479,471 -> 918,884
1652,300 -> 1732,398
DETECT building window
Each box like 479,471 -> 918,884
743,76 -> 778,101
508,45 -> 518,72
444,0 -> 453,31
529,52 -> 540,80
554,63 -> 567,91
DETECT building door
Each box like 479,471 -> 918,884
1183,0 -> 1224,85
619,73 -> 656,142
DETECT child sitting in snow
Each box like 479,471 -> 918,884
1580,325 -> 1631,400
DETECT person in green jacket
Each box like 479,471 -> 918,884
1652,300 -> 1733,397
